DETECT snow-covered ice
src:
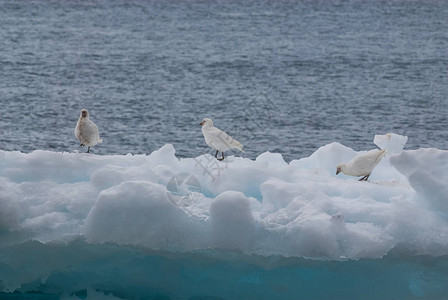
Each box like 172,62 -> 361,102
1,134 -> 447,257
1,133 -> 447,298
374,132 -> 408,155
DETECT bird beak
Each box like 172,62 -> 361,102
336,169 -> 341,175
199,121 -> 204,126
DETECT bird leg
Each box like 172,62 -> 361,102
215,150 -> 219,159
86,146 -> 90,153
80,143 -> 84,146
217,152 -> 225,161
359,174 -> 370,181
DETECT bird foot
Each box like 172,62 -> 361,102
215,151 -> 225,161
80,143 -> 85,147
217,153 -> 225,161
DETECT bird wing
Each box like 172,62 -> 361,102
75,120 -> 81,139
90,121 -> 102,143
77,120 -> 101,145
204,127 -> 244,152
349,149 -> 386,175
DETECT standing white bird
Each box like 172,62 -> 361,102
199,118 -> 244,161
336,149 -> 386,181
75,109 -> 103,153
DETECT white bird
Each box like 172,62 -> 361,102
75,109 -> 103,153
199,118 -> 244,161
336,149 -> 386,181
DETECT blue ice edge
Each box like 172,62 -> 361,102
0,238 -> 447,299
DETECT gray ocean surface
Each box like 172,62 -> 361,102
0,0 -> 447,161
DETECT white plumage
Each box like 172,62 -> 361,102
199,118 -> 244,161
75,109 -> 103,153
336,149 -> 386,181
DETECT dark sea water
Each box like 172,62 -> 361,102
0,0 -> 447,161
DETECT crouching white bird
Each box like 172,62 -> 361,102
75,109 -> 103,153
199,118 -> 244,161
336,149 -> 386,181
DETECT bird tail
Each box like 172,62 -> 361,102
235,142 -> 245,152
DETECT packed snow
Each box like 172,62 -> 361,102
1,133 -> 448,296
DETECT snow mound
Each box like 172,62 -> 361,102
390,148 -> 448,215
210,191 -> 255,250
374,132 -> 408,155
85,181 -> 193,248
